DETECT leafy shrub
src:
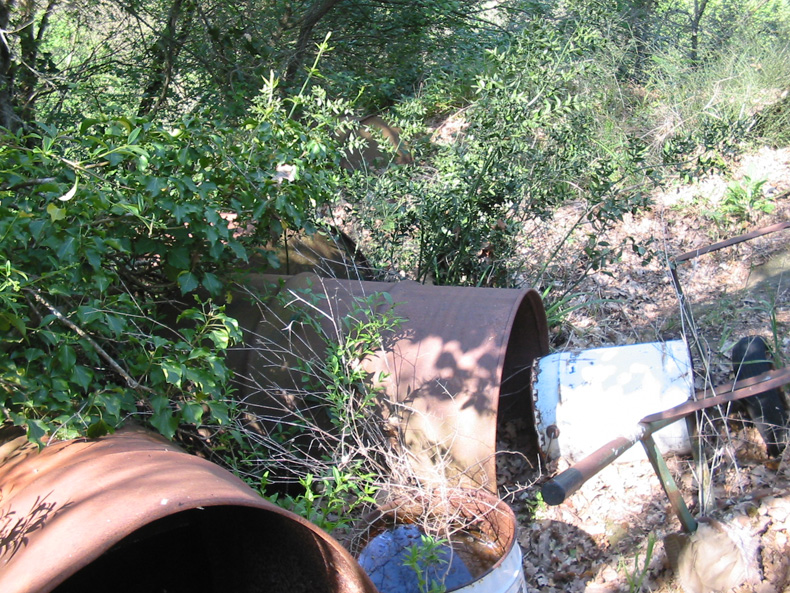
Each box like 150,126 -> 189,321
645,25 -> 790,166
0,78 -> 349,445
345,18 -> 654,289
702,174 -> 773,231
223,284 -> 404,536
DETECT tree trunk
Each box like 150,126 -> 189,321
14,0 -> 58,125
629,0 -> 656,81
283,0 -> 344,83
0,0 -> 18,130
137,0 -> 195,117
689,0 -> 710,67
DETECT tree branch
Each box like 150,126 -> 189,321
25,287 -> 155,395
284,0 -> 344,83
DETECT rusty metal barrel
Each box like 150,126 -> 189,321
0,426 -> 377,593
225,273 -> 549,491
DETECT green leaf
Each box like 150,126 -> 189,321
205,224 -> 219,246
178,272 -> 200,294
201,272 -> 223,295
182,176 -> 199,194
205,328 -> 230,350
167,247 -> 191,269
87,419 -> 111,438
58,345 -> 77,368
150,407 -> 178,439
94,272 -> 111,293
25,348 -> 46,362
79,118 -> 104,134
106,314 -> 126,335
172,202 -> 194,223
149,394 -> 178,439
71,365 -> 94,391
113,117 -> 133,133
56,236 -> 77,261
26,419 -> 49,446
29,218 -> 47,241
207,401 -> 230,425
145,177 -> 167,197
177,146 -> 190,166
161,360 -> 183,386
228,240 -> 248,261
180,401 -> 204,425
95,392 -> 123,418
46,203 -> 66,222
84,247 -> 103,270
197,181 -> 217,197
0,312 -> 27,338
128,127 -> 141,144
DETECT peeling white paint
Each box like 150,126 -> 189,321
533,340 -> 693,463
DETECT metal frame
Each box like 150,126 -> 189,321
543,222 -> 790,533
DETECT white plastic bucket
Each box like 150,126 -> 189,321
357,489 -> 527,593
452,535 -> 526,592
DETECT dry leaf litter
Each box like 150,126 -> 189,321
499,147 -> 790,593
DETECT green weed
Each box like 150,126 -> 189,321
705,175 -> 773,229
621,532 -> 656,593
403,534 -> 450,593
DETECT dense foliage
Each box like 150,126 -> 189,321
347,18 -> 657,287
0,75 -> 350,443
0,0 -> 788,501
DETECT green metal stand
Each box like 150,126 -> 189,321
641,434 -> 698,533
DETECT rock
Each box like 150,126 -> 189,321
665,518 -> 759,593
763,496 -> 790,524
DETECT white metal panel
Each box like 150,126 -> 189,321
532,340 -> 693,463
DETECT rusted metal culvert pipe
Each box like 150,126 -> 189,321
0,426 -> 377,593
225,273 -> 550,491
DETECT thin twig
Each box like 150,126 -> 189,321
4,177 -> 57,191
25,287 -> 155,394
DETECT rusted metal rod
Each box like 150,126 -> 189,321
673,221 -> 790,263
642,367 -> 790,424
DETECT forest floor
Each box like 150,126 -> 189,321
503,146 -> 790,593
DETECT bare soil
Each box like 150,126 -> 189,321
503,146 -> 790,593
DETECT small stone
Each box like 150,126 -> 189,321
583,585 -> 618,593
599,566 -> 619,582
763,497 -> 790,523
775,531 -> 787,547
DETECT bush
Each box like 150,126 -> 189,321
220,282 -> 405,538
0,77 -> 349,445
344,18 -> 654,289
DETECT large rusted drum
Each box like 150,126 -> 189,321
225,273 -> 549,491
245,227 -> 372,279
338,115 -> 413,171
0,426 -> 377,593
